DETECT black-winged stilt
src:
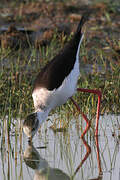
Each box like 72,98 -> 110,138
23,16 -> 101,141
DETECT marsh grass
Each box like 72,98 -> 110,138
0,29 -> 120,134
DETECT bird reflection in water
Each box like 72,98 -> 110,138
24,135 -> 102,180
24,143 -> 70,180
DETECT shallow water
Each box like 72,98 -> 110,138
0,114 -> 120,180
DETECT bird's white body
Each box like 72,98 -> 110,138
23,17 -> 87,140
32,34 -> 84,126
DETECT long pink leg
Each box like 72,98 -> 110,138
70,97 -> 91,138
71,88 -> 101,136
77,88 -> 101,136
95,135 -> 102,174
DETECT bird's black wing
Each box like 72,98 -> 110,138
33,16 -> 87,91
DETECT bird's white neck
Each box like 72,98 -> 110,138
36,108 -> 51,125
76,33 -> 84,59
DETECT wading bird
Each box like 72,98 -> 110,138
23,16 -> 101,142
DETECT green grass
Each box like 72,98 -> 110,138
0,30 -> 120,129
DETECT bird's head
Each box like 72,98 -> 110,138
23,109 -> 50,142
23,112 -> 39,141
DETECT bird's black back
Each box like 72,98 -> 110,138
33,16 -> 87,91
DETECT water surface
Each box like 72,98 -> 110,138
0,114 -> 120,180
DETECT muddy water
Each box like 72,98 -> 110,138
0,115 -> 120,180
